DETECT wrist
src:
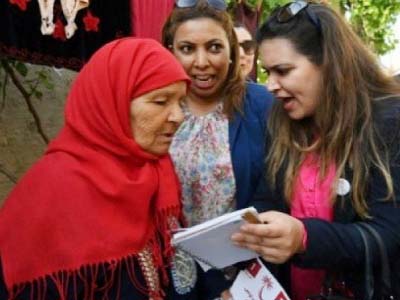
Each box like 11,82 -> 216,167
297,220 -> 307,253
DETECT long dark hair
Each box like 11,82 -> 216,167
257,3 -> 400,217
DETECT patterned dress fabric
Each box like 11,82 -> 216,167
170,103 -> 236,226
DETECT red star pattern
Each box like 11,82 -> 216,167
9,0 -> 30,11
263,275 -> 274,289
83,11 -> 100,32
52,19 -> 66,41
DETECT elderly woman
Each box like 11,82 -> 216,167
0,38 -> 190,300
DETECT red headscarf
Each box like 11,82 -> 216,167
0,38 -> 189,299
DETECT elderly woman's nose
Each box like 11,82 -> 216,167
169,103 -> 184,124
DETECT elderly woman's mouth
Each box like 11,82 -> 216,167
160,132 -> 175,141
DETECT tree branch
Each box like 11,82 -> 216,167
0,60 -> 49,144
0,163 -> 17,184
1,71 -> 7,112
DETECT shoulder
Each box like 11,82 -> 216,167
243,82 -> 275,114
373,96 -> 400,158
373,96 -> 400,118
373,97 -> 400,138
244,82 -> 274,102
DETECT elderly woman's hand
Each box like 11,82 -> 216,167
231,211 -> 305,264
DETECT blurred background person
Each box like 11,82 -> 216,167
234,22 -> 257,80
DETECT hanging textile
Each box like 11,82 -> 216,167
0,0 -> 131,70
131,0 -> 174,42
37,0 -> 90,39
232,0 -> 261,37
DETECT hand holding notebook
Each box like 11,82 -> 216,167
171,207 -> 261,271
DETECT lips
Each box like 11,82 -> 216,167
277,97 -> 296,111
162,130 -> 177,138
191,74 -> 216,89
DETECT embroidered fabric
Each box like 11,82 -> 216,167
137,246 -> 163,299
170,248 -> 198,295
167,214 -> 198,295
1,0 -> 131,70
38,0 -> 55,34
37,0 -> 89,38
170,102 -> 236,227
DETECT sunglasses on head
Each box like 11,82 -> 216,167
277,1 -> 321,32
239,40 -> 257,55
175,0 -> 227,11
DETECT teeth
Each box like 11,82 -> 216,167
194,75 -> 211,81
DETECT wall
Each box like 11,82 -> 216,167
0,65 -> 76,205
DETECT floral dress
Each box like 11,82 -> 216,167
170,103 -> 237,226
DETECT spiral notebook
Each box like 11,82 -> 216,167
171,207 -> 260,271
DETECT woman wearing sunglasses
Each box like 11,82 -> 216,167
232,1 -> 400,300
234,22 -> 257,81
161,0 -> 274,299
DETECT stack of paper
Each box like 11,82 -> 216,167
172,207 -> 260,271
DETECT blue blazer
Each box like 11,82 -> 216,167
198,82 -> 275,300
230,82 -> 274,210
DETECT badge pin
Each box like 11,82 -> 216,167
337,178 -> 351,196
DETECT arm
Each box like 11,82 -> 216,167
232,181 -> 400,269
232,108 -> 400,269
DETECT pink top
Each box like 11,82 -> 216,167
291,153 -> 336,300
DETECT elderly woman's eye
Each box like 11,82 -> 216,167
154,98 -> 167,105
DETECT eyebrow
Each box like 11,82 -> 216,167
151,90 -> 172,97
176,38 -> 224,44
152,87 -> 185,98
263,63 -> 292,71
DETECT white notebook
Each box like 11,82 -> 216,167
172,207 -> 260,271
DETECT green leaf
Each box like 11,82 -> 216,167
15,62 -> 28,77
34,90 -> 43,99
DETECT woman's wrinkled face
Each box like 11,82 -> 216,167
234,26 -> 255,78
171,18 -> 231,103
259,38 -> 322,120
130,81 -> 186,156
